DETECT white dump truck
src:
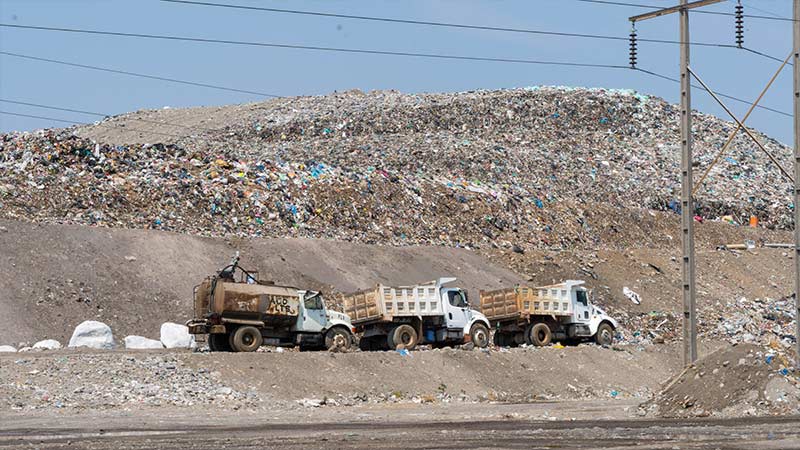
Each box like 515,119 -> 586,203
342,277 -> 491,351
480,280 -> 617,347
187,255 -> 355,352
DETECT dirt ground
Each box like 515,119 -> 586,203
0,342 -> 708,412
4,343 -> 800,449
3,401 -> 800,449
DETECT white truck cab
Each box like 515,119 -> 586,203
557,281 -> 618,344
438,279 -> 491,347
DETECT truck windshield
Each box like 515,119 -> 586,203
447,291 -> 468,308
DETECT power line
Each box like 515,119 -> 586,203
0,98 -> 216,133
0,23 -> 643,68
741,1 -> 786,19
0,103 -> 191,138
0,51 -> 281,98
1,99 -> 114,118
570,0 -> 796,22
741,47 -> 794,66
159,0 -> 735,48
634,67 -> 792,117
0,110 -> 84,125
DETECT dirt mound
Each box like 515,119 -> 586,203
645,344 -> 800,417
0,219 -> 522,345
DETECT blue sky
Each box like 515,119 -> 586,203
0,0 -> 794,144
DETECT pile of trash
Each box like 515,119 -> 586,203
1,87 -> 793,249
705,294 -> 797,350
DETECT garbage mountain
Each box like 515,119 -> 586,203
0,86 -> 792,250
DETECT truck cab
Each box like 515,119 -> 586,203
555,281 -> 618,344
440,283 -> 491,347
294,290 -> 353,335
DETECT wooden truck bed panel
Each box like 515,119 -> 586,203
343,281 -> 443,325
480,284 -> 574,320
342,289 -> 383,323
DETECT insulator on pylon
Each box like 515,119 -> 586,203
735,1 -> 744,48
629,25 -> 638,68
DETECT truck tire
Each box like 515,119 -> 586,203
231,326 -> 263,352
208,333 -> 232,352
470,323 -> 490,348
528,323 -> 552,347
325,327 -> 352,352
595,323 -> 614,346
390,325 -> 418,350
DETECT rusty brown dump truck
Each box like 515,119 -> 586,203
480,280 -> 618,347
187,254 -> 355,352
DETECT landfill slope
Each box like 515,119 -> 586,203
0,219 -> 522,344
0,87 -> 793,252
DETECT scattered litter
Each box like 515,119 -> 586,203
623,287 -> 642,305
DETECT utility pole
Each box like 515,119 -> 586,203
794,0 -> 800,369
630,0 -> 723,367
678,0 -> 697,367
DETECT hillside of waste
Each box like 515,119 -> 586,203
0,87 -> 793,250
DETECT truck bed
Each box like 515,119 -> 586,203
343,281 -> 443,325
480,285 -> 573,321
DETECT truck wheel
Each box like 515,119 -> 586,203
325,327 -> 352,352
232,326 -> 263,352
528,323 -> 552,347
208,333 -> 232,352
595,323 -> 614,346
390,325 -> 418,350
470,323 -> 490,348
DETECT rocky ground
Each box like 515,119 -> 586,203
0,343 -> 690,413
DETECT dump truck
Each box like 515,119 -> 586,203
342,277 -> 491,351
187,254 -> 355,352
480,280 -> 617,347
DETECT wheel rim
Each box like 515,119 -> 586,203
474,329 -> 487,346
401,332 -> 412,345
332,333 -> 346,347
601,329 -> 612,344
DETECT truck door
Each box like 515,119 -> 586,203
443,289 -> 469,330
300,293 -> 326,332
574,289 -> 591,324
